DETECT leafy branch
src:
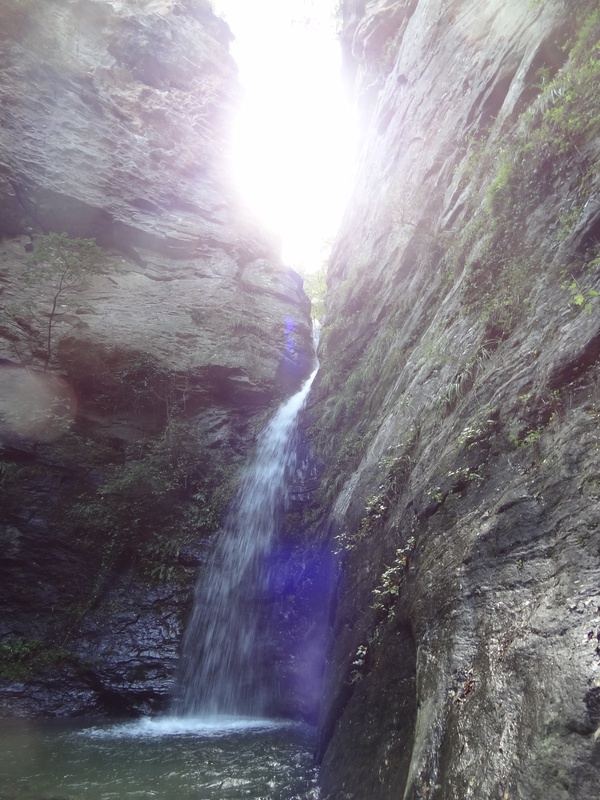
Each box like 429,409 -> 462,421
561,275 -> 599,313
2,233 -> 106,368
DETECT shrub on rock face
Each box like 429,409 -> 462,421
65,418 -> 238,587
1,233 -> 106,368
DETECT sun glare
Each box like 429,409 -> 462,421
215,0 -> 357,272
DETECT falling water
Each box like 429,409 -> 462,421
171,338 -> 319,719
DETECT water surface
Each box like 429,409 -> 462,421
0,716 -> 319,800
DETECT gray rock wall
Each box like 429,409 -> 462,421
0,0 -> 312,717
310,0 -> 600,797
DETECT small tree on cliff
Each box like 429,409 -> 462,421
303,262 -> 327,321
3,233 -> 105,369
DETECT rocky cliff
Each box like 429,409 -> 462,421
310,0 -> 600,797
0,0 -> 312,716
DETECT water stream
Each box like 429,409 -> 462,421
171,354 -> 319,718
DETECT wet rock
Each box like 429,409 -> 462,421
0,0 -> 312,719
311,0 -> 600,797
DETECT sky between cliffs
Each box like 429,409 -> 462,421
214,0 -> 357,272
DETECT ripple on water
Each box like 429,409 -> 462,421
0,717 -> 319,800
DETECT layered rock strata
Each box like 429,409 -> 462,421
0,0 -> 312,716
310,0 -> 600,797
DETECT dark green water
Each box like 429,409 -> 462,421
0,717 -> 319,800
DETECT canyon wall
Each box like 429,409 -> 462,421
0,0 -> 313,716
310,0 -> 600,797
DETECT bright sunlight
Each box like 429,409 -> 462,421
215,0 -> 357,271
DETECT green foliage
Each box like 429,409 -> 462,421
317,431 -> 366,513
303,263 -> 327,321
0,637 -> 71,680
458,411 -> 499,451
311,6 -> 600,591
442,343 -> 494,413
458,422 -> 485,451
28,232 -> 103,272
458,211 -> 537,336
67,419 -> 237,585
66,347 -> 187,419
425,463 -> 483,512
349,643 -> 368,684
334,430 -> 418,553
0,461 -> 22,496
312,317 -> 414,510
485,159 -> 515,211
511,427 -> 542,448
556,205 -> 583,242
427,486 -> 445,505
356,492 -> 390,536
536,9 -> 600,154
446,466 -> 482,484
2,233 -> 106,368
371,536 -> 415,613
452,6 -> 600,334
561,276 -> 599,312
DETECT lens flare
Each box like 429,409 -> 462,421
0,367 -> 77,442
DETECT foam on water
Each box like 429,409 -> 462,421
80,715 -> 291,739
1,717 -> 319,799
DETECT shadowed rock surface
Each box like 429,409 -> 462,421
0,0 -> 312,717
307,0 -> 600,797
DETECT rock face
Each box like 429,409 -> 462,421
0,0 -> 312,387
0,0 -> 312,717
310,0 -> 600,797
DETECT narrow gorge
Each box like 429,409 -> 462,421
1,1 -> 600,799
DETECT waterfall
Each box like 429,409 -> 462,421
171,338 -> 319,719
